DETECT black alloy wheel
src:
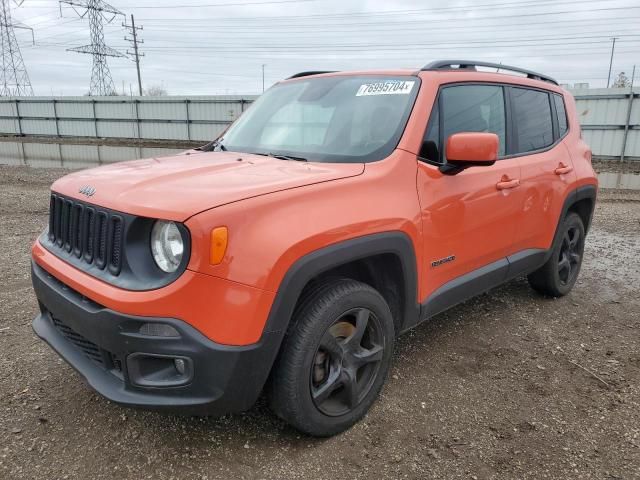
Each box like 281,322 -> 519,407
528,212 -> 586,297
310,307 -> 385,417
557,225 -> 582,286
268,279 -> 395,437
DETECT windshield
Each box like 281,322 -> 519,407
219,75 -> 420,163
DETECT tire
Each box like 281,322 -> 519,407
528,212 -> 586,297
267,279 -> 395,437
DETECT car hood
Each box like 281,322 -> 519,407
51,151 -> 365,221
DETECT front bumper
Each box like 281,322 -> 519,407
31,261 -> 281,415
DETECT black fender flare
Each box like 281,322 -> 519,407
262,231 -> 420,337
546,184 -> 597,261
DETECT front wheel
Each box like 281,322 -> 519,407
528,212 -> 586,297
267,279 -> 395,437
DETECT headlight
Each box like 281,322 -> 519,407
151,221 -> 184,273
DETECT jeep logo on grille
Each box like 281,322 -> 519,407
78,185 -> 96,197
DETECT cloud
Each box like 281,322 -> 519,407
13,0 -> 640,95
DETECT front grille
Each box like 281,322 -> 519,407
51,314 -> 123,374
48,193 -> 124,276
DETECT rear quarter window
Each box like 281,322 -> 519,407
553,94 -> 569,137
511,88 -> 554,153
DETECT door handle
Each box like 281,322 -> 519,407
496,177 -> 520,190
555,163 -> 573,175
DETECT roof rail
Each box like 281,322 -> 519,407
287,71 -> 338,79
421,60 -> 558,85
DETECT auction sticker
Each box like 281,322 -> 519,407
356,81 -> 415,96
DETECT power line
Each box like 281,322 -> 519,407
130,0 -> 318,8
131,0 -> 629,17
123,33 -> 640,48
138,3 -> 640,23
0,0 -> 34,96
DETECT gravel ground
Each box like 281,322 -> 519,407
1,165 -> 639,480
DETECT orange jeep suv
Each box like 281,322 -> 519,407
31,61 -> 598,436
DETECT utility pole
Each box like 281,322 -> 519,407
0,0 -> 34,96
124,14 -> 143,96
620,65 -> 636,162
606,37 -> 618,88
262,64 -> 265,93
60,0 -> 125,96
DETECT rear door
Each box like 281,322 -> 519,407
416,83 -> 523,304
509,88 -> 577,253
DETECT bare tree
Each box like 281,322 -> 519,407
144,84 -> 168,96
612,72 -> 631,88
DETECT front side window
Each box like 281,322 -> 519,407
512,88 -> 554,153
421,84 -> 506,163
220,76 -> 420,163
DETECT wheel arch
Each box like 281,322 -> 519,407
568,185 -> 597,233
549,184 -> 597,259
262,232 -> 420,340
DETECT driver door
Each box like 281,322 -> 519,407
416,84 -> 524,311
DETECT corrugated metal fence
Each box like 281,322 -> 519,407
570,87 -> 639,160
0,89 -> 638,160
0,95 -> 257,143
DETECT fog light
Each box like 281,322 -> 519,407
174,358 -> 186,375
126,353 -> 193,388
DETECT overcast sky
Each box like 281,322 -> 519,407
12,0 -> 640,95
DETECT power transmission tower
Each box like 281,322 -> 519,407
60,0 -> 125,95
0,0 -> 34,96
123,14 -> 143,96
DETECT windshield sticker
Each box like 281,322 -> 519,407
356,81 -> 415,96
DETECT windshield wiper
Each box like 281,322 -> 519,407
253,152 -> 308,162
199,138 -> 227,152
213,140 -> 227,151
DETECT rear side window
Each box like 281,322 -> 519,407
511,88 -> 554,153
553,94 -> 569,136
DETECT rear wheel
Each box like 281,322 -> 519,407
528,212 -> 585,297
267,279 -> 395,437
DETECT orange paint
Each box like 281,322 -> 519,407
36,68 -> 598,346
446,132 -> 499,163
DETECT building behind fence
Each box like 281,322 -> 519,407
0,88 -> 638,160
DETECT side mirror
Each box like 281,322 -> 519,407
445,132 -> 499,168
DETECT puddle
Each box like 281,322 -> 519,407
0,141 -> 183,169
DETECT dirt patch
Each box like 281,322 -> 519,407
592,158 -> 640,174
0,134 -> 204,150
1,165 -> 639,479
